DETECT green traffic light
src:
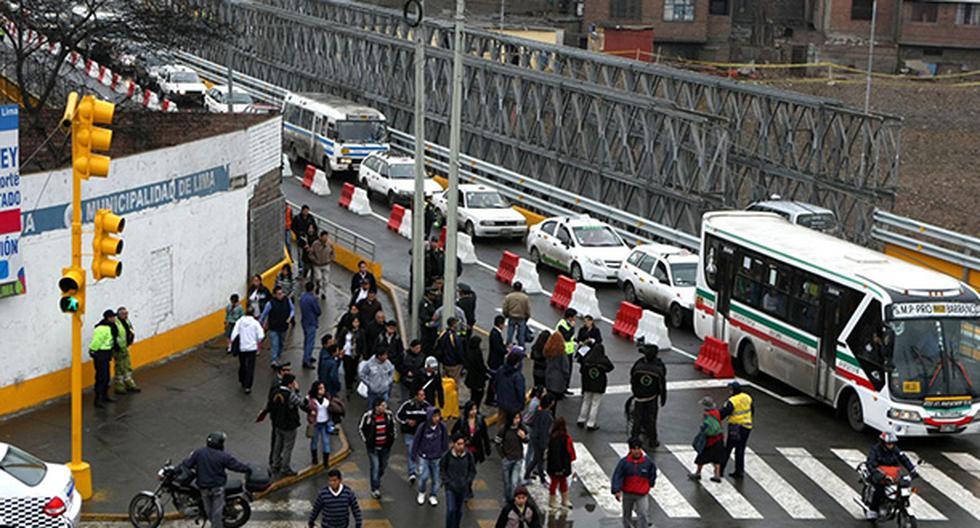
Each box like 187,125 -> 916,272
60,296 -> 80,313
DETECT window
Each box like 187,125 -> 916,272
610,0 -> 641,19
0,446 -> 47,486
653,261 -> 669,283
958,4 -> 980,25
910,2 -> 938,23
540,220 -> 557,236
847,300 -> 887,390
556,226 -> 572,246
664,0 -> 695,21
627,250 -> 644,267
637,254 -> 656,274
851,0 -> 873,20
709,0 -> 729,15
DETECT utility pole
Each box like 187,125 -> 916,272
442,0 -> 465,327
499,0 -> 505,29
411,0 -> 426,340
226,0 -> 236,113
864,0 -> 878,113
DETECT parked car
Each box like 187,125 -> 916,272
746,197 -> 840,235
204,85 -> 256,113
157,65 -> 207,105
432,184 -> 527,239
526,215 -> 631,283
618,243 -> 697,328
358,153 -> 442,207
0,442 -> 82,528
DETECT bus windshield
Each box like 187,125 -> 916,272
888,318 -> 980,399
337,120 -> 386,143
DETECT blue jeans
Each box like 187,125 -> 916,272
501,458 -> 523,500
367,390 -> 389,410
403,433 -> 417,477
506,317 -> 527,345
418,457 -> 441,496
269,330 -> 286,364
445,488 -> 465,528
368,446 -> 391,492
310,421 -> 333,455
302,326 -> 318,365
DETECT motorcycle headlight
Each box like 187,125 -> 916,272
157,469 -> 166,480
887,408 -> 922,423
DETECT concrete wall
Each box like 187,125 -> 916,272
0,116 -> 282,415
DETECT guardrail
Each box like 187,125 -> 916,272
286,199 -> 377,261
871,209 -> 980,279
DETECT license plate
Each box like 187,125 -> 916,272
940,424 -> 957,432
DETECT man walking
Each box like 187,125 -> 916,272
486,315 -> 508,406
397,387 -> 430,483
611,437 -> 657,528
437,317 -> 464,382
309,469 -> 362,528
358,348 -> 395,408
229,311 -> 265,393
268,373 -> 307,477
502,282 -> 531,345
300,282 -> 322,370
720,381 -> 754,479
629,343 -> 667,448
358,399 -> 396,498
309,231 -> 335,300
112,306 -> 139,393
261,286 -> 295,367
441,434 -> 477,528
88,310 -> 118,408
349,261 -> 377,296
181,432 -> 252,528
291,205 -> 318,276
412,407 -> 449,506
495,486 -> 542,528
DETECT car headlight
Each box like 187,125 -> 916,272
588,257 -> 604,267
340,158 -> 352,164
480,220 -> 492,226
888,408 -> 923,423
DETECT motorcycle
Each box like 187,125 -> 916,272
128,459 -> 267,528
854,460 -> 920,528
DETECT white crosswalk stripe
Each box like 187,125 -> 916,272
251,498 -> 314,512
777,447 -> 865,520
666,444 -> 763,519
744,447 -> 823,519
906,450 -> 980,522
830,448 -> 946,521
610,443 -> 699,518
942,452 -> 980,482
573,442 -> 623,516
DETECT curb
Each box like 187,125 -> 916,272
80,429 -> 352,521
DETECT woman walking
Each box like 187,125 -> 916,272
307,381 -> 336,468
688,396 -> 725,483
529,332 -> 549,389
462,335 -> 489,409
340,316 -> 366,396
544,330 -> 570,404
494,411 -> 529,501
576,343 -> 613,431
452,400 -> 491,499
275,263 -> 296,300
545,417 -> 576,513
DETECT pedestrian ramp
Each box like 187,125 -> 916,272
556,442 -> 980,523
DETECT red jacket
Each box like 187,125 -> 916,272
705,409 -> 724,447
611,453 -> 657,496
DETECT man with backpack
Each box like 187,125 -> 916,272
629,342 -> 667,449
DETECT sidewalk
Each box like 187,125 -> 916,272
0,269 -> 356,515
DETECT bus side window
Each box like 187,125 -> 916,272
703,234 -> 721,289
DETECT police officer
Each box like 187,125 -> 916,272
629,342 -> 667,448
720,381 -> 753,478
88,309 -> 119,408
555,308 -> 577,395
181,432 -> 252,528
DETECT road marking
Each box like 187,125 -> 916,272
777,447 -> 864,519
744,447 -> 823,519
831,448 -> 946,521
610,443 -> 699,518
572,442 -> 622,516
251,498 -> 313,512
524,478 -> 552,512
942,452 -> 980,482
906,450 -> 980,522
666,444 -> 762,519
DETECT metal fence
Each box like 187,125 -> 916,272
285,199 -> 377,262
872,210 -> 980,279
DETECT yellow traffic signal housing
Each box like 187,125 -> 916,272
72,96 -> 114,180
92,209 -> 124,280
59,267 -> 85,313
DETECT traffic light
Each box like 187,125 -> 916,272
92,209 -> 124,280
59,267 -> 85,313
72,95 -> 114,180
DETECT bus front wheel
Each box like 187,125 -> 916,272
738,342 -> 759,378
844,390 -> 866,433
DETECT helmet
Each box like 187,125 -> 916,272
207,431 -> 227,450
879,431 -> 898,444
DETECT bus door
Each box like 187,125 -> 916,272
816,285 -> 843,402
713,242 -> 737,339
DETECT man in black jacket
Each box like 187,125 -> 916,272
291,205 -> 317,276
268,374 -> 308,477
260,286 -> 295,367
441,434 -> 477,528
377,320 -> 404,371
350,261 -> 378,295
182,432 -> 251,528
495,486 -> 542,528
577,343 -> 614,431
486,315 -> 508,406
358,400 -> 397,498
630,343 -> 667,448
396,387 -> 429,483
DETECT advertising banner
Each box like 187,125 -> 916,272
0,105 -> 23,298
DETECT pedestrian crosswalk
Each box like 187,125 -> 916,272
562,443 -> 980,523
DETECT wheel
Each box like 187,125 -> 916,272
530,247 -> 542,266
669,303 -> 685,329
464,221 -> 476,239
287,144 -> 299,163
845,390 -> 866,433
571,262 -> 584,282
739,342 -> 760,378
624,282 -> 638,304
222,496 -> 252,528
387,191 -> 396,208
128,494 -> 163,528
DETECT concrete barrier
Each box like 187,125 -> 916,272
457,232 -> 478,264
568,283 -> 602,319
349,187 -> 372,216
282,153 -> 293,179
310,168 -> 330,196
512,258 -> 543,294
397,211 -> 413,238
634,310 -> 672,351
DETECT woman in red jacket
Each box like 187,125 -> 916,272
688,396 -> 725,483
545,417 -> 576,513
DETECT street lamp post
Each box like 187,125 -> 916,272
441,0 -> 465,327
864,0 -> 878,113
411,0 -> 426,340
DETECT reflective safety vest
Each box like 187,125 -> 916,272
727,392 -> 753,428
89,325 -> 114,352
556,319 -> 575,355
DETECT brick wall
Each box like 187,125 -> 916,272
824,0 -> 898,42
584,0 -> 716,43
899,2 -> 980,49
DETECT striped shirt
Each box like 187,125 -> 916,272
309,484 -> 362,528
374,415 -> 388,447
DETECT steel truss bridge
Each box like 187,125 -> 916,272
190,0 -> 901,240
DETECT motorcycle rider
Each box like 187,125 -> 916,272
864,431 -> 917,521
629,341 -> 667,448
180,432 -> 252,528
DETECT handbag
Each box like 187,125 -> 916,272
356,381 -> 369,399
305,423 -> 315,439
692,431 -> 707,454
327,396 -> 346,418
230,336 -> 241,356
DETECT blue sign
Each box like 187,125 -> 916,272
0,104 -> 23,299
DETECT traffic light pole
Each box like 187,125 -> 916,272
441,0 -> 464,327
410,0 -> 426,340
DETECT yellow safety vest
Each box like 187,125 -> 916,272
727,392 -> 753,428
556,319 -> 575,355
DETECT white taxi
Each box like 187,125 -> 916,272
156,65 -> 206,104
526,215 -> 631,283
432,184 -> 527,239
618,243 -> 698,328
0,443 -> 81,528
358,153 -> 442,207
203,85 -> 256,113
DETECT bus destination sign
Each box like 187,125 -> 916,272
889,302 -> 980,320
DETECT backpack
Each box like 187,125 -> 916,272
630,363 -> 663,400
703,414 -> 723,436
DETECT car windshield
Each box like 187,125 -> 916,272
467,192 -> 508,209
888,318 -> 980,399
670,262 -> 697,286
172,71 -> 200,84
228,91 -> 253,104
0,445 -> 47,487
797,213 -> 838,233
572,226 -> 622,247
388,163 -> 415,179
337,120 -> 387,143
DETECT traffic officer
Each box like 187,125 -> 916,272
629,342 -> 667,448
181,432 -> 252,528
112,306 -> 140,394
554,308 -> 577,395
89,309 -> 119,408
720,380 -> 753,478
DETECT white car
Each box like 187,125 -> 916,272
432,184 -> 527,239
526,215 -> 632,283
0,443 -> 81,528
618,243 -> 698,328
358,153 -> 442,207
746,198 -> 839,235
203,85 -> 256,113
157,65 -> 207,103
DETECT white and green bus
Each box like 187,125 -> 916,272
695,211 -> 980,436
